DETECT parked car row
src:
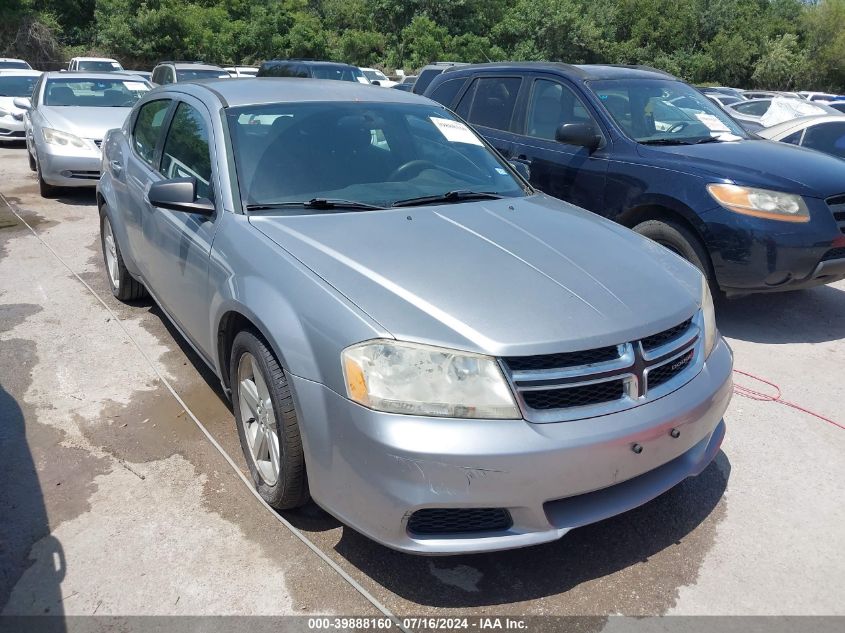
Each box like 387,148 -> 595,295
3,58 -> 845,557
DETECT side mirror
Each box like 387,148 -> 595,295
508,160 -> 531,181
555,122 -> 600,151
370,80 -> 381,86
13,97 -> 31,110
148,178 -> 214,216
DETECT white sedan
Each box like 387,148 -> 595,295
359,67 -> 396,87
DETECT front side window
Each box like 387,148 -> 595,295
161,102 -> 213,199
429,78 -> 466,108
590,78 -> 747,144
458,76 -> 521,132
0,75 -> 40,98
43,78 -> 150,107
526,79 -> 597,141
227,102 -> 527,209
133,99 -> 171,166
802,122 -> 845,159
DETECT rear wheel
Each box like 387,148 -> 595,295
633,218 -> 717,291
99,207 -> 147,301
230,330 -> 309,510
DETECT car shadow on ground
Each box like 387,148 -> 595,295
53,188 -> 97,207
717,284 -> 845,344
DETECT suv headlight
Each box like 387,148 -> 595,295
342,340 -> 520,419
42,127 -> 88,148
706,183 -> 809,223
700,279 -> 717,358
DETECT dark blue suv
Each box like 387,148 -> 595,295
425,63 -> 845,296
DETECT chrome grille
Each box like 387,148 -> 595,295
828,194 -> 845,234
503,313 -> 702,423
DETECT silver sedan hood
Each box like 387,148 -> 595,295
39,106 -> 130,140
249,195 -> 703,356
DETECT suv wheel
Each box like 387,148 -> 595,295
633,219 -> 716,289
230,330 -> 309,510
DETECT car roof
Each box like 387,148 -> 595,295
0,58 -> 29,63
758,114 -> 845,138
440,61 -> 676,80
42,71 -> 144,81
72,57 -> 119,62
0,69 -> 41,77
262,60 -> 356,68
165,62 -> 226,71
166,77 -> 434,107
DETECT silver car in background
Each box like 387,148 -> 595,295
21,72 -> 150,197
0,70 -> 41,143
98,79 -> 732,554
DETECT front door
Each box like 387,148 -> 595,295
510,76 -> 609,212
140,97 -> 220,356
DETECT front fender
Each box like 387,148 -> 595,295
207,213 -> 390,392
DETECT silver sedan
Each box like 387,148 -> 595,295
98,79 -> 731,554
757,114 -> 845,161
20,71 -> 150,197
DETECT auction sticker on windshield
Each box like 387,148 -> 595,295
430,117 -> 483,146
123,81 -> 149,91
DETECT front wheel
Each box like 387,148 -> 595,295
230,330 -> 309,510
99,208 -> 147,301
28,149 -> 36,171
36,156 -> 58,198
633,218 -> 717,291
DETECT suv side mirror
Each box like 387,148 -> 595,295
148,178 -> 214,216
555,122 -> 600,151
13,97 -> 31,110
508,160 -> 531,181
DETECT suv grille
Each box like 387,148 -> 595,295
504,315 -> 700,422
828,194 -> 845,234
407,508 -> 512,535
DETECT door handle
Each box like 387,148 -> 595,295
110,160 -> 123,175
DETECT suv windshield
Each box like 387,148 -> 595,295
44,78 -> 150,107
176,68 -> 230,81
77,60 -> 122,71
590,78 -> 747,143
228,102 -> 527,210
0,75 -> 39,97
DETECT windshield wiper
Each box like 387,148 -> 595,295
391,190 -> 504,208
639,138 -> 695,145
246,198 -> 385,212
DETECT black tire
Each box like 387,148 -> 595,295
28,149 -> 36,172
99,207 -> 147,301
230,330 -> 309,510
633,218 -> 718,290
36,155 -> 58,198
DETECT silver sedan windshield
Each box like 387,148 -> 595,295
43,77 -> 150,107
228,102 -> 527,209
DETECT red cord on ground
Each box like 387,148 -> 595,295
732,369 -> 844,431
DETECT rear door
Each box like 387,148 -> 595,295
509,74 -> 609,211
454,74 -> 524,163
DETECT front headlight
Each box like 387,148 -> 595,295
700,279 -> 717,358
342,340 -> 520,419
706,183 -> 809,223
42,127 -> 88,148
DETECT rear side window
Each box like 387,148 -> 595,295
260,63 -> 297,78
781,130 -> 803,145
161,102 -> 213,200
429,78 -> 466,108
132,100 -> 171,166
458,77 -> 522,132
802,122 -> 845,159
414,68 -> 442,94
733,100 -> 770,116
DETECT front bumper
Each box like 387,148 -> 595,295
290,336 -> 733,555
702,199 -> 845,295
0,115 -> 25,140
37,144 -> 101,187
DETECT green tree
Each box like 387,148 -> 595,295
752,33 -> 807,89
